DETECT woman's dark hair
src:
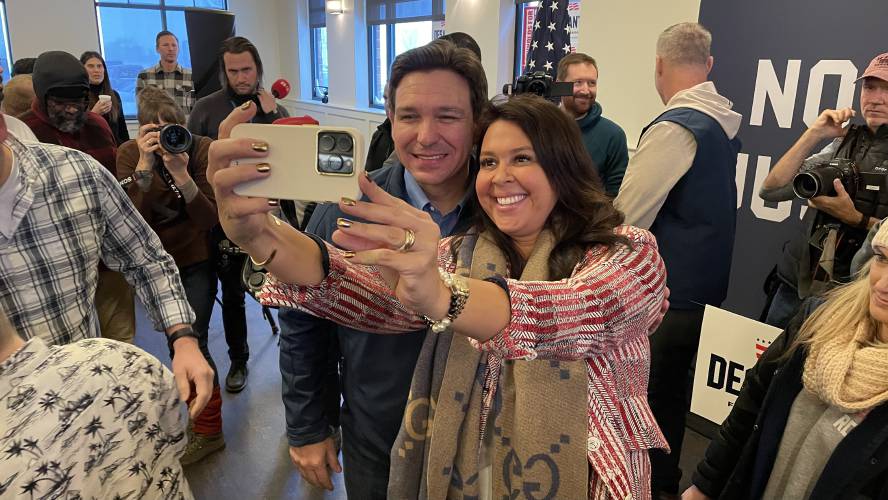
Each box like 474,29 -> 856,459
218,36 -> 264,91
469,94 -> 628,279
79,51 -> 120,130
438,32 -> 482,61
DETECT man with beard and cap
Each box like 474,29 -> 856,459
20,51 -> 131,345
187,36 -> 289,393
20,51 -> 117,174
556,52 -> 629,196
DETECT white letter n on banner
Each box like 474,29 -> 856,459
750,60 -> 801,128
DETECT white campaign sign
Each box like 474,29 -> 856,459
690,306 -> 782,424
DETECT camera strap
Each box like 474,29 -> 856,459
154,161 -> 183,200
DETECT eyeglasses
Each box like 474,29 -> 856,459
46,95 -> 88,113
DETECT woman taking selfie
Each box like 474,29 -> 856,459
684,225 -> 888,499
209,72 -> 667,498
80,50 -> 129,145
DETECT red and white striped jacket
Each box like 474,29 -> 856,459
259,225 -> 669,499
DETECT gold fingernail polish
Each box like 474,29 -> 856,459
241,101 -> 253,110
343,251 -> 356,259
268,199 -> 279,207
363,170 -> 374,183
256,163 -> 271,173
341,197 -> 356,206
336,218 -> 353,228
252,142 -> 268,152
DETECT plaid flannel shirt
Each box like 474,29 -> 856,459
136,62 -> 194,114
0,136 -> 195,345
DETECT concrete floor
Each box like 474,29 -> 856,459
133,299 -> 709,499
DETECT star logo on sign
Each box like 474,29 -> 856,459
535,20 -> 541,30
531,40 -> 538,50
563,43 -> 571,54
544,60 -> 553,71
549,1 -> 558,11
545,41 -> 554,52
548,22 -> 556,31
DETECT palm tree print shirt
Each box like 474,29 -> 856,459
0,337 -> 193,499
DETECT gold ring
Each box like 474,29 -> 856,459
396,228 -> 416,252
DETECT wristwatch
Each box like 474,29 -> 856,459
167,326 -> 200,351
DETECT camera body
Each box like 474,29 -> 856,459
793,158 -> 860,199
153,123 -> 193,155
503,71 -> 574,101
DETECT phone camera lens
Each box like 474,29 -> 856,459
319,134 -> 336,153
326,155 -> 344,172
336,135 -> 353,153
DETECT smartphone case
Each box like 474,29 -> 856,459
231,123 -> 364,202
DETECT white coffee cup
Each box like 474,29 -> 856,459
98,94 -> 111,103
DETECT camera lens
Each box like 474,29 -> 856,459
326,155 -> 344,172
319,134 -> 336,153
336,135 -> 353,153
792,173 -> 821,199
159,124 -> 192,154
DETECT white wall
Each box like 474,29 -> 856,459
577,0 -> 703,145
7,0 -> 100,59
445,0 -> 515,99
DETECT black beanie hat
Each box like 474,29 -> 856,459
31,51 -> 89,107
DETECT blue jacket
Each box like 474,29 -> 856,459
646,107 -> 740,309
278,159 -> 476,469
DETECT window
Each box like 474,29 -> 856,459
367,0 -> 445,108
0,1 -> 11,78
514,1 -> 580,79
95,0 -> 228,117
309,0 -> 328,101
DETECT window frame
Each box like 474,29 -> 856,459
366,0 -> 444,109
94,0 -> 229,118
308,0 -> 327,101
0,1 -> 12,77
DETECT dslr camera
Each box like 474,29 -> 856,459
152,123 -> 193,155
792,158 -> 859,199
503,71 -> 574,101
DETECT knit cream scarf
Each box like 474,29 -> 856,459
803,322 -> 888,413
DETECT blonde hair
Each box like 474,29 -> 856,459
792,262 -> 878,354
1,74 -> 36,117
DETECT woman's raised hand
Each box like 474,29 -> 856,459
206,101 -> 276,248
332,173 -> 450,319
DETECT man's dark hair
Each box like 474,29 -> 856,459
467,94 -> 627,279
12,58 -> 36,76
438,32 -> 482,61
556,52 -> 598,81
155,30 -> 178,47
388,39 -> 488,122
217,36 -> 264,91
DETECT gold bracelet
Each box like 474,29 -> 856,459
250,249 -> 277,267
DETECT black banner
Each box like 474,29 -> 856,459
698,0 -> 888,317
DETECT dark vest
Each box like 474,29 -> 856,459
643,108 -> 741,309
776,124 -> 888,292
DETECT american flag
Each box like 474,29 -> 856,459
755,338 -> 772,359
523,0 -> 571,77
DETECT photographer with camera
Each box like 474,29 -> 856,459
760,52 -> 888,330
117,85 -> 225,466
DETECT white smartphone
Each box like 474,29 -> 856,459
230,123 -> 364,202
